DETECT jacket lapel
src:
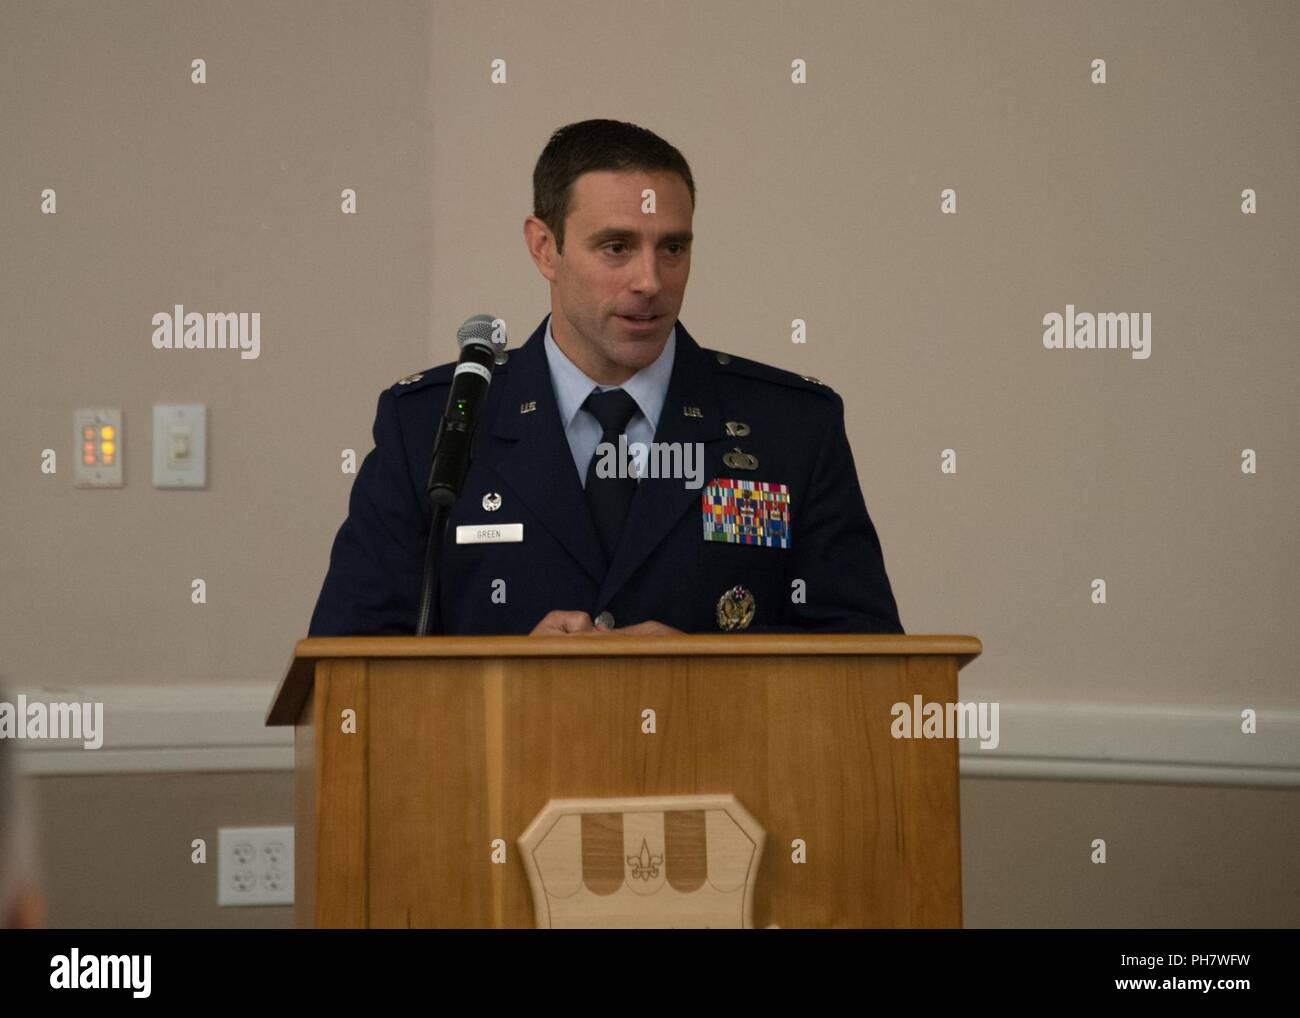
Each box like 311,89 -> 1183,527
597,323 -> 734,606
486,318 -> 607,585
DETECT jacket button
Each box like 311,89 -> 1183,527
594,611 -> 615,630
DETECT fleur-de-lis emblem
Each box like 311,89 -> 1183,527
626,837 -> 663,881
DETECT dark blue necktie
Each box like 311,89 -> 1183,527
582,388 -> 640,560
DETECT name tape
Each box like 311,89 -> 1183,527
455,523 -> 523,544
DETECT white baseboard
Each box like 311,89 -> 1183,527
957,701 -> 1300,787
7,685 -> 1299,787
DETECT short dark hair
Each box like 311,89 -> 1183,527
532,119 -> 696,255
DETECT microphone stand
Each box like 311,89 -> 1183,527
415,502 -> 450,637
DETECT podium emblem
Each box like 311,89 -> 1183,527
518,795 -> 766,928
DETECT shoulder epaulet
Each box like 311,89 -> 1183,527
389,364 -> 449,396
707,349 -> 838,397
389,351 -> 512,397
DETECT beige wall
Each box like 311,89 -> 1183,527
27,771 -> 1300,928
2,1 -> 1297,927
32,772 -> 294,929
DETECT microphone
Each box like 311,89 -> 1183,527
425,314 -> 505,508
416,315 -> 506,636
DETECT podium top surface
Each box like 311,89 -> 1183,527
268,633 -> 981,726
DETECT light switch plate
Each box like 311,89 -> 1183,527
73,408 -> 123,487
152,404 -> 207,488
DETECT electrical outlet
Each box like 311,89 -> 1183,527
218,826 -> 294,906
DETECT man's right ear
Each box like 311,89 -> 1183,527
523,216 -> 559,283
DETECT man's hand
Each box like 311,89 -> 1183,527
529,610 -> 600,635
528,611 -> 683,636
608,620 -> 683,636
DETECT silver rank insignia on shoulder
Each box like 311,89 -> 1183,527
723,448 -> 759,470
481,492 -> 502,511
520,400 -> 537,414
801,374 -> 824,385
724,421 -> 750,437
682,405 -> 703,418
716,585 -> 755,631
396,373 -> 424,385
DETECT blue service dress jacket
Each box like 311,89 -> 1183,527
307,316 -> 904,636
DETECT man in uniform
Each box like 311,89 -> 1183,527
308,119 -> 903,637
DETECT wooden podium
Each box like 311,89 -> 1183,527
268,633 -> 981,929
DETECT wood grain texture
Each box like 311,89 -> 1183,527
664,809 -> 708,892
298,648 -> 967,927
314,660 -> 368,928
902,654 -> 963,927
293,687 -> 316,929
267,634 -> 982,725
580,813 -> 625,895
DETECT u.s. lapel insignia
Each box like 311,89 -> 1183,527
724,421 -> 750,437
396,372 -> 424,385
482,492 -> 502,511
716,585 -> 755,631
682,405 -> 703,418
723,448 -> 759,470
702,478 -> 791,548
520,400 -> 537,414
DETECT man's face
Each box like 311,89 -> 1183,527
525,169 -> 693,384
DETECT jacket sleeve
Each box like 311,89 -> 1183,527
747,392 -> 903,634
307,387 -> 432,636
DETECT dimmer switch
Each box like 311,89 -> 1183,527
73,408 -> 123,488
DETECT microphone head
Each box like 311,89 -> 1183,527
457,314 -> 507,363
